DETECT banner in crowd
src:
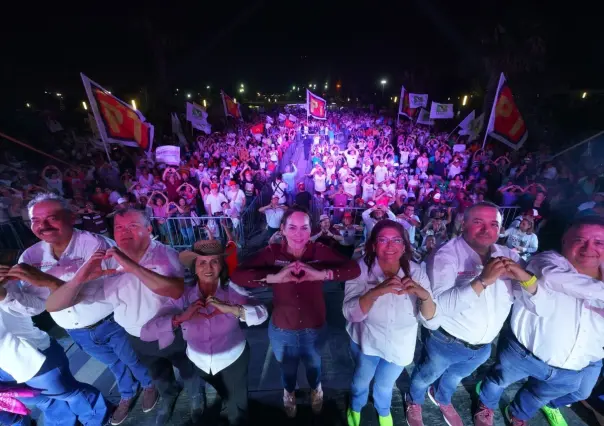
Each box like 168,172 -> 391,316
278,113 -> 286,121
409,93 -> 429,109
250,123 -> 264,134
221,91 -> 241,119
460,112 -> 484,142
306,90 -> 327,120
155,145 -> 180,165
398,86 -> 417,118
288,114 -> 298,122
429,102 -> 454,119
416,108 -> 434,126
484,72 -> 528,150
186,102 -> 211,134
81,73 -> 154,152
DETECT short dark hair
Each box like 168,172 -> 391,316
565,215 -> 604,235
114,207 -> 151,227
463,201 -> 501,222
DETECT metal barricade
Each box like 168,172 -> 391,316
499,206 -> 521,229
150,216 -> 243,250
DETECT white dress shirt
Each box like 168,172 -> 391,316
17,229 -> 115,329
103,240 -> 184,337
0,281 -> 50,383
511,251 -> 604,370
141,282 -> 268,375
263,207 -> 285,229
343,260 -> 439,366
428,236 -> 522,345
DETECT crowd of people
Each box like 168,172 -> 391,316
0,107 -> 603,426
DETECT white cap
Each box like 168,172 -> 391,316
117,197 -> 128,204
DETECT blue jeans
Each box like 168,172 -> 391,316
409,328 -> 492,405
479,332 -> 600,420
67,315 -> 153,399
0,339 -> 108,426
180,226 -> 195,246
268,320 -> 326,393
349,340 -> 405,417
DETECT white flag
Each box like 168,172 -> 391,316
465,113 -> 485,142
409,93 -> 429,109
457,110 -> 475,134
416,109 -> 434,126
429,102 -> 454,119
186,102 -> 207,122
278,113 -> 286,121
266,115 -> 274,124
288,114 -> 298,122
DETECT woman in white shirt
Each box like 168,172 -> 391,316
343,220 -> 438,426
308,165 -> 327,195
500,217 -> 539,261
361,176 -> 376,203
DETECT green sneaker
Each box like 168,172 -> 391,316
541,406 -> 568,426
378,413 -> 393,426
346,408 -> 361,426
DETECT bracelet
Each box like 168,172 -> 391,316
476,276 -> 487,290
520,275 -> 537,288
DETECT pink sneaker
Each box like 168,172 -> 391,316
505,406 -> 528,426
427,386 -> 463,426
404,393 -> 424,426
473,401 -> 494,426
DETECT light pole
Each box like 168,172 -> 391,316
380,79 -> 387,97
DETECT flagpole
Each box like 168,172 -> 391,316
0,131 -> 78,167
446,125 -> 459,140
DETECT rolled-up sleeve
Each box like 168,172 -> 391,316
414,263 -> 440,329
343,262 -> 368,323
228,282 -> 269,326
0,281 -> 48,317
527,251 -> 604,301
140,297 -> 185,349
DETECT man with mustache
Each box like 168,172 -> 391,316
47,208 -> 202,426
405,202 -> 538,426
474,215 -> 604,426
0,192 -> 157,425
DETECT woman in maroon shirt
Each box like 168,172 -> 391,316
231,206 -> 361,418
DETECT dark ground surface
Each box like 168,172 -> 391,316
35,286 -> 599,426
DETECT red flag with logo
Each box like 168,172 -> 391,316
250,123 -> 264,134
284,119 -> 295,128
221,91 -> 241,119
307,90 -> 327,120
81,73 -> 154,152
398,86 -> 417,119
484,72 -> 528,150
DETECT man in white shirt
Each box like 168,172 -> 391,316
406,202 -> 532,426
225,180 -> 246,213
0,228 -> 110,425
271,174 -> 288,205
6,193 -> 157,425
374,161 -> 388,184
258,195 -> 288,246
396,204 -> 421,247
46,208 -> 202,426
204,183 -> 228,216
475,216 -> 604,426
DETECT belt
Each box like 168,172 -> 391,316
437,328 -> 487,351
81,314 -> 113,330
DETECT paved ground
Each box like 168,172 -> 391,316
32,285 -> 599,426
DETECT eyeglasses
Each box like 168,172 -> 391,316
376,237 -> 404,245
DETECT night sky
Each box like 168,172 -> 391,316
2,1 -> 602,106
